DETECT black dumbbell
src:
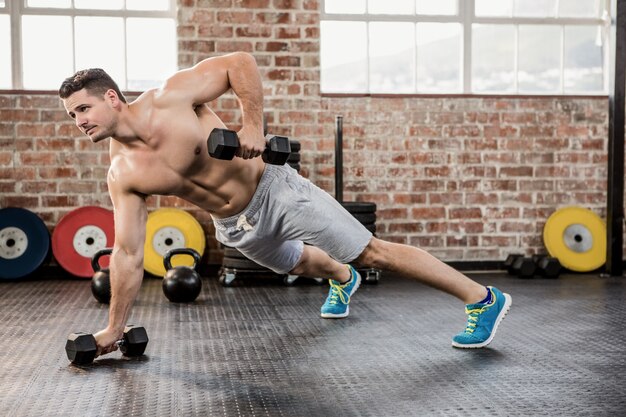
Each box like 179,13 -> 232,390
91,248 -> 112,304
207,128 -> 291,165
536,256 -> 562,279
504,254 -> 523,274
511,257 -> 536,278
65,325 -> 149,365
162,248 -> 202,303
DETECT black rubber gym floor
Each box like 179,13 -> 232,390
1,271 -> 625,417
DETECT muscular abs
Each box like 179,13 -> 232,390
109,93 -> 264,217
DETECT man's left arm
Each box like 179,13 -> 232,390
161,52 -> 265,159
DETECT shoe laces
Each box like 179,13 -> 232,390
327,280 -> 351,306
462,306 -> 486,334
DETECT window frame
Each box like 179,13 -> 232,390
320,0 -> 611,95
2,0 -> 176,91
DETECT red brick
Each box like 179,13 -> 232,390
236,0 -> 270,7
255,12 -> 291,24
42,195 -> 79,207
0,196 -> 39,207
19,152 -> 58,165
216,11 -> 253,23
235,26 -> 272,37
275,27 -> 300,39
216,41 -> 253,52
18,96 -> 61,109
412,207 -> 446,219
275,56 -> 301,67
449,208 -> 482,219
198,25 -> 233,38
21,181 -> 58,193
0,110 -> 39,122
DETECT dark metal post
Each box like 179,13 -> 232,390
606,0 -> 626,276
335,115 -> 344,203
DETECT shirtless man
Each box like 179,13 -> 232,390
59,52 -> 511,357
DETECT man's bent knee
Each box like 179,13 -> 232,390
356,237 -> 387,270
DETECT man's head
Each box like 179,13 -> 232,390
59,69 -> 126,143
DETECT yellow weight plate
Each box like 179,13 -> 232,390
543,206 -> 606,272
144,208 -> 206,276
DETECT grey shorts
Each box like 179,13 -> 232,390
212,164 -> 372,274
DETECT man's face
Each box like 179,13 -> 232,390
62,89 -> 117,143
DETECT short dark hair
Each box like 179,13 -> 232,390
59,68 -> 126,103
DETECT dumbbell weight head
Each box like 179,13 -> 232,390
512,257 -> 536,278
537,256 -> 562,278
162,248 -> 202,303
91,248 -> 112,304
262,135 -> 291,165
119,325 -> 149,357
65,332 -> 97,365
504,254 -> 523,274
208,128 -> 238,160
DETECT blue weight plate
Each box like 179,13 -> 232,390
0,207 -> 50,280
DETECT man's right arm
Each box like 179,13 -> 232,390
94,168 -> 147,356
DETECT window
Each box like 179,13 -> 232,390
321,0 -> 608,95
1,0 -> 176,91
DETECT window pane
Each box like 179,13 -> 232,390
0,15 -> 10,88
514,0 -> 557,17
22,16 -> 73,89
416,0 -> 457,15
369,22 -> 415,93
472,24 -> 515,93
564,26 -> 603,93
27,0 -> 71,7
320,21 -> 367,92
417,23 -> 461,92
75,17 -> 126,89
126,18 -> 176,90
126,0 -> 170,11
559,0 -> 601,18
74,0 -> 123,10
324,0 -> 366,14
475,0 -> 512,17
0,1 -> 5,6
368,0 -> 413,15
518,25 -> 560,93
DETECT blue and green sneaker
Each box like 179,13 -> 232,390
320,265 -> 361,319
452,286 -> 512,348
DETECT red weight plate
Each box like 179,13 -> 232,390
52,206 -> 114,278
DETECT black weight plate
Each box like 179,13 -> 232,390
341,202 -> 377,214
289,140 -> 301,152
0,207 -> 50,280
223,247 -> 247,259
352,213 -> 376,224
222,256 -> 270,271
287,153 -> 301,163
365,224 -> 377,235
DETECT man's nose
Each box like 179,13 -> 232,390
76,116 -> 87,128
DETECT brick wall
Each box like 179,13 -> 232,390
0,0 -> 614,266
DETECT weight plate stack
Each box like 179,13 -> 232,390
287,140 -> 300,173
0,207 -> 51,280
341,202 -> 381,284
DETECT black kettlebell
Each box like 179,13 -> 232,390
162,248 -> 202,303
91,248 -> 112,304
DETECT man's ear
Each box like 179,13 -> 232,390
105,89 -> 121,108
